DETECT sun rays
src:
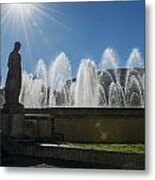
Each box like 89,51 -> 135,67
1,3 -> 73,72
1,3 -> 73,40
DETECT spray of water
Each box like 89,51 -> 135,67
35,59 -> 48,106
48,52 -> 71,92
109,82 -> 125,107
99,47 -> 126,106
100,48 -> 118,69
126,48 -> 142,69
100,47 -> 119,82
125,48 -> 144,107
74,59 -> 100,107
48,52 -> 71,106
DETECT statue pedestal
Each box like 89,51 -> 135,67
2,103 -> 24,137
2,113 -> 24,137
3,103 -> 24,114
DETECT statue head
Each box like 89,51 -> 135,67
14,41 -> 21,52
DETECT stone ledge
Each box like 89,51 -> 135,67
1,137 -> 145,169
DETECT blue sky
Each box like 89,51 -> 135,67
0,0 -> 145,85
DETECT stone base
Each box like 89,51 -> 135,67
1,113 -> 24,137
10,114 -> 24,137
2,103 -> 24,113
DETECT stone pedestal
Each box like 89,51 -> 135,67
1,114 -> 10,136
1,113 -> 24,138
2,102 -> 24,137
10,114 -> 24,137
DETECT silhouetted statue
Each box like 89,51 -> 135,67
4,42 -> 23,109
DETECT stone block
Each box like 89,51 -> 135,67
1,114 -> 24,137
10,114 -> 24,137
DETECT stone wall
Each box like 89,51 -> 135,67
54,112 -> 144,143
1,108 -> 145,144
24,108 -> 145,143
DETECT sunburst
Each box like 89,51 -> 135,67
1,3 -> 73,72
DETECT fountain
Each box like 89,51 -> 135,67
16,48 -> 144,108
1,47 -> 145,161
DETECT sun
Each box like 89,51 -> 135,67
9,4 -> 34,18
1,3 -> 38,32
10,4 -> 30,10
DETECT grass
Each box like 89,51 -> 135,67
66,143 -> 144,152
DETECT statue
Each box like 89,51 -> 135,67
4,41 -> 23,111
